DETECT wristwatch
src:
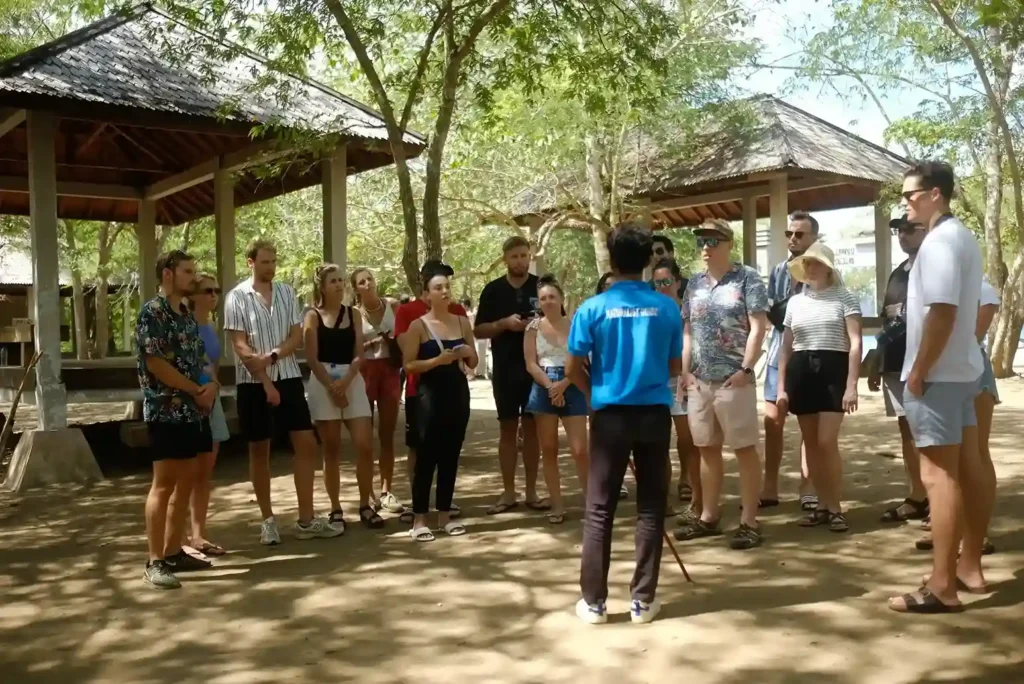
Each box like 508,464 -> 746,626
270,351 -> 279,365
741,367 -> 755,378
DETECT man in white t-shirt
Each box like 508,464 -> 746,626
889,161 -> 989,615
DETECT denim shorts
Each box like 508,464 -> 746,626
979,348 -> 1000,403
526,367 -> 588,417
209,395 -> 230,443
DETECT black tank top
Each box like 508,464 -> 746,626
316,306 -> 355,365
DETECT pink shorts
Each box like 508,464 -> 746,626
361,358 -> 401,405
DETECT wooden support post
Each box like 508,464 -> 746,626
26,111 -> 67,430
874,202 -> 892,318
214,167 -> 236,361
136,199 -> 157,300
741,196 -> 758,268
768,176 -> 789,268
322,145 -> 348,273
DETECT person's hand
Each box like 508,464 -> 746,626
867,370 -> 881,392
330,381 -> 350,409
843,386 -> 859,414
194,383 -> 216,412
364,334 -> 382,348
548,378 -> 569,399
434,348 -> 459,366
676,376 -> 690,403
722,369 -> 751,389
551,392 -> 566,408
454,344 -> 474,359
906,369 -> 924,397
263,379 -> 281,407
775,390 -> 789,417
501,314 -> 527,333
244,353 -> 271,373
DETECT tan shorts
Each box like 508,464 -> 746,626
687,380 -> 759,450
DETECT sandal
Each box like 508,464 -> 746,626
800,494 -> 819,511
828,512 -> 849,533
888,588 -> 963,614
410,527 -> 435,542
328,509 -> 347,534
920,516 -> 931,531
486,500 -> 519,515
920,574 -> 990,595
880,498 -> 929,523
547,512 -> 565,525
443,521 -> 467,536
194,541 -> 227,557
359,505 -> 385,529
677,482 -> 692,503
916,537 -> 996,555
799,509 -> 830,527
525,498 -> 552,511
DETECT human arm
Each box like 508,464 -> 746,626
457,316 -> 479,369
977,304 -> 998,344
723,312 -> 766,388
400,320 -> 457,374
907,305 -> 957,396
565,353 -> 590,399
302,309 -> 334,389
473,283 -> 526,339
844,314 -> 862,413
906,239 -> 962,396
336,309 -> 366,389
565,308 -> 593,398
775,327 -> 793,414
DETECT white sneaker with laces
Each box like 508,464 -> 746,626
294,516 -> 345,540
630,599 -> 662,624
260,516 -> 281,546
575,598 -> 608,625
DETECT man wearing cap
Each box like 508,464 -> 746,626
675,218 -> 769,550
762,211 -> 819,510
868,214 -> 930,524
394,260 -> 466,523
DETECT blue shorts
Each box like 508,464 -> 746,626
904,380 -> 978,448
526,367 -> 588,417
764,365 -> 780,402
979,349 -> 1000,403
209,396 -> 230,443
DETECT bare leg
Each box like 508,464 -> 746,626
190,442 -> 220,546
898,416 -> 927,507
762,400 -> 785,500
496,419 -> 520,505
317,420 -> 343,512
917,444 -> 962,606
346,417 -> 376,508
146,461 -> 179,561
797,416 -> 824,507
675,415 -> 701,512
958,399 -> 995,587
563,416 -> 589,500
376,395 -> 400,494
699,445 -> 724,523
248,439 -> 274,520
797,441 -> 812,496
522,415 -> 541,501
815,412 -> 845,513
290,429 -> 319,525
735,445 -> 762,528
164,458 -> 198,557
536,414 -> 563,516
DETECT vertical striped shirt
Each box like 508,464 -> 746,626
224,278 -> 303,383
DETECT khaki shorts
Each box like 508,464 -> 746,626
687,379 -> 759,450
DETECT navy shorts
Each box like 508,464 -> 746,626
526,367 -> 588,417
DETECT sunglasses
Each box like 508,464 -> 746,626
901,188 -> 928,202
785,230 -> 809,239
891,224 -> 921,236
653,246 -> 668,255
696,236 -> 722,249
198,287 -> 222,295
653,278 -> 675,288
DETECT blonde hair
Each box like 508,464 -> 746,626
312,263 -> 343,308
349,267 -> 372,306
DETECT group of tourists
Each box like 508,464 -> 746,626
134,159 -> 1001,623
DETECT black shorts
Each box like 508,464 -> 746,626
491,365 -> 533,421
786,350 -> 850,415
148,420 -> 212,461
236,377 -> 313,442
405,396 -> 419,450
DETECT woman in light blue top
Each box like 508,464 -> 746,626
189,272 -> 229,556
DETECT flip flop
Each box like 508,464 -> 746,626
486,500 -> 519,515
546,512 -> 565,525
525,498 -> 552,511
800,495 -> 819,512
888,588 -> 963,614
410,527 -> 435,542
195,542 -> 226,557
443,521 -> 467,536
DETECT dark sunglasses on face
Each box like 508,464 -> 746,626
785,230 -> 808,239
901,188 -> 928,202
653,278 -> 674,288
696,236 -> 722,249
653,246 -> 668,255
891,225 -> 921,236
199,287 -> 221,295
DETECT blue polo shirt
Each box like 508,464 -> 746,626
568,280 -> 683,411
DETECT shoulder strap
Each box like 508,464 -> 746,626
421,317 -> 445,348
335,306 -> 347,329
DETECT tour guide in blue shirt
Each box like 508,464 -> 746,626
566,222 -> 683,626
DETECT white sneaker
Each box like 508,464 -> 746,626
575,598 -> 608,625
630,599 -> 662,624
260,517 -> 281,546
294,516 -> 345,540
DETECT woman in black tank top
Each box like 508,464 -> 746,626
398,270 -> 478,541
303,264 -> 383,530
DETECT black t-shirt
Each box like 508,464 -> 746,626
476,273 -> 539,373
881,259 -> 911,373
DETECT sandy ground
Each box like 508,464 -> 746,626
1,377 -> 1023,684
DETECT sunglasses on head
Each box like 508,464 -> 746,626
199,287 -> 221,295
785,230 -> 808,239
696,236 -> 722,249
653,277 -> 675,288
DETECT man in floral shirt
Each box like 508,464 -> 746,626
675,219 -> 769,550
135,250 -> 218,589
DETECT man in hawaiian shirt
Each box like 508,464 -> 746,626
136,250 -> 218,589
675,219 -> 769,550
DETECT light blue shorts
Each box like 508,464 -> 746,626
209,396 -> 230,443
764,365 -> 779,402
979,349 -> 1000,404
904,380 -> 978,448
668,377 -> 688,416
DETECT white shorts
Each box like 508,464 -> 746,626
306,364 -> 372,422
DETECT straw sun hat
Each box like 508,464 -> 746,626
788,242 -> 840,284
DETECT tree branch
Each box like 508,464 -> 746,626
399,1 -> 452,131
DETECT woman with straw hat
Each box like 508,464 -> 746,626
775,241 -> 862,533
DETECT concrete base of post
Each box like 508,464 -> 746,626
3,428 -> 102,492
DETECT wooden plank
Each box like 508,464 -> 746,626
0,176 -> 141,199
0,109 -> 26,140
143,158 -> 219,200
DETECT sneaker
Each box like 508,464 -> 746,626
575,598 -> 608,625
630,599 -> 662,624
379,491 -> 405,514
730,523 -> 763,550
144,560 -> 181,590
673,518 -> 722,541
294,516 -> 345,540
260,516 -> 281,546
675,506 -> 700,526
164,549 -> 212,573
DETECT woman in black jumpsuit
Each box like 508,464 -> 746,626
398,271 -> 478,541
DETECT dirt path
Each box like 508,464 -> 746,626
1,378 -> 1022,683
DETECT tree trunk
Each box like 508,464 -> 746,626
93,222 -> 123,360
990,252 -> 1024,377
586,134 -> 611,274
62,220 -> 90,361
983,119 -> 1006,288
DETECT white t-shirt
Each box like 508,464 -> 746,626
783,285 -> 861,352
980,279 -> 1000,307
901,215 -> 983,383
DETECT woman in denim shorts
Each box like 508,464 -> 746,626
524,275 -> 589,524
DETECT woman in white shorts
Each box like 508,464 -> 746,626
303,264 -> 381,530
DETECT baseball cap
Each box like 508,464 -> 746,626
889,213 -> 921,231
420,259 -> 454,278
693,218 -> 735,240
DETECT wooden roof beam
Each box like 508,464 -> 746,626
649,177 -> 850,213
142,142 -> 298,201
0,109 -> 26,140
0,175 -> 141,199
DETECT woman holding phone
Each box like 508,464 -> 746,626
399,268 -> 478,541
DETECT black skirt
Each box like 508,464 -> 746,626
786,350 -> 850,415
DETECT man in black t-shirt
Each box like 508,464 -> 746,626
868,213 -> 929,523
474,236 -> 546,514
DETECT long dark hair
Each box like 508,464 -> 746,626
595,271 -> 615,295
538,273 -> 567,317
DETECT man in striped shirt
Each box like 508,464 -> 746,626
224,239 -> 343,544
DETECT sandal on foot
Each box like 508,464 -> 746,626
359,505 -> 385,529
410,527 -> 435,542
486,500 -> 519,515
915,536 -> 934,551
800,494 -> 819,511
194,541 -> 226,557
828,512 -> 849,533
983,539 -> 996,555
443,521 -> 467,536
920,516 -> 931,531
525,498 -> 552,511
547,512 -> 565,525
881,497 -> 929,523
799,509 -> 830,527
920,574 -> 990,595
673,518 -> 722,541
328,510 -> 348,534
888,588 -> 963,614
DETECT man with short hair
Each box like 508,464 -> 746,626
224,239 -> 343,544
868,214 -> 930,524
474,236 -> 546,514
136,250 -> 216,589
675,219 -> 769,550
394,259 -> 467,522
567,222 -> 682,625
762,210 -> 818,508
889,161 -> 990,613
652,234 -> 674,261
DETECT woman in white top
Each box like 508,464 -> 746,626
524,275 -> 589,524
351,267 -> 405,515
776,242 -> 862,533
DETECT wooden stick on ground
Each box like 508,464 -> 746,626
628,457 -> 694,583
0,350 -> 43,458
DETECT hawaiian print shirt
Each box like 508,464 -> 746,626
682,263 -> 770,382
135,295 -> 207,424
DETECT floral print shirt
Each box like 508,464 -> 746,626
135,295 -> 207,423
682,263 -> 769,382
